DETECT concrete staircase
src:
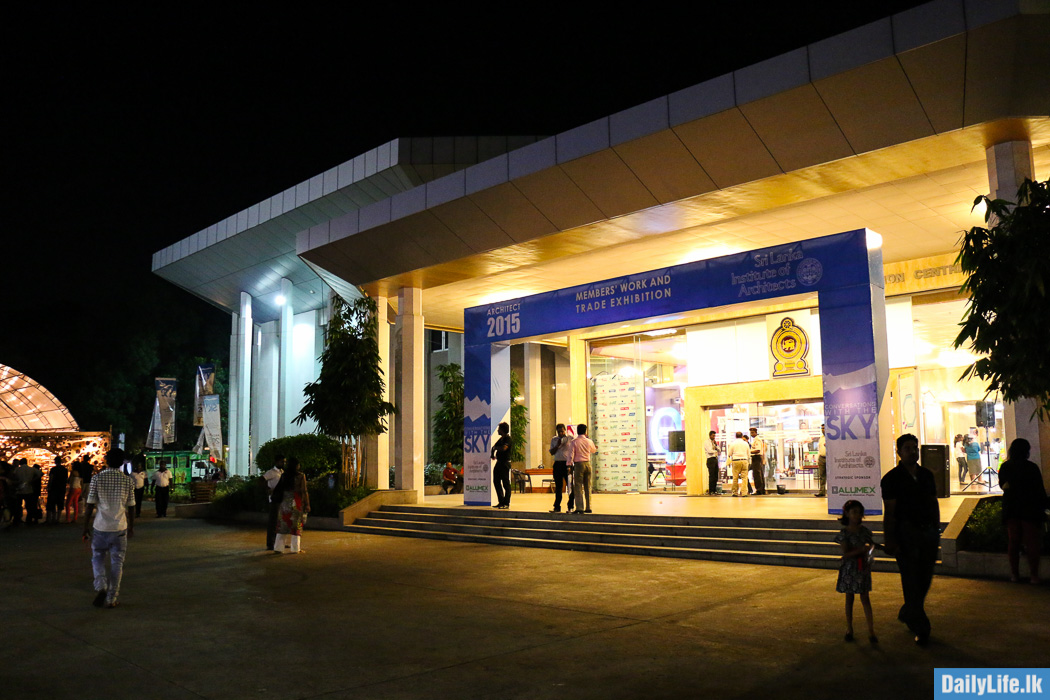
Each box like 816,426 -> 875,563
345,505 -> 944,571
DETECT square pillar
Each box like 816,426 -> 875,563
230,292 -> 253,476
277,277 -> 294,437
986,140 -> 1044,468
363,295 -> 391,489
523,342 -> 544,469
567,334 -> 588,431
396,287 -> 425,497
252,320 -> 279,468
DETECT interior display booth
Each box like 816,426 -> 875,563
463,229 -> 890,515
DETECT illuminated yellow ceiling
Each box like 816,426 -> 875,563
376,121 -> 1048,330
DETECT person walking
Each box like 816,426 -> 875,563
273,457 -> 310,554
704,431 -> 720,495
727,432 -> 750,497
131,463 -> 146,517
11,459 -> 36,526
549,424 -> 574,512
881,433 -> 939,645
152,464 -> 172,517
568,424 -> 597,514
997,438 -> 1048,584
82,448 -> 136,608
263,454 -> 285,550
490,422 -> 512,509
65,467 -> 83,523
835,499 -> 877,645
46,456 -> 68,524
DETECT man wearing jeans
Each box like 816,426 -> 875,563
568,424 -> 597,514
549,424 -> 574,513
82,448 -> 136,608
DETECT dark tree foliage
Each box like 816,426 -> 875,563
294,294 -> 395,488
954,178 -> 1050,419
255,433 -> 341,480
431,363 -> 464,466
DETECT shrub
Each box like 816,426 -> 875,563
307,475 -> 373,517
255,434 -> 341,479
210,473 -> 373,518
388,463 -> 445,487
960,497 -> 1008,552
211,476 -> 270,516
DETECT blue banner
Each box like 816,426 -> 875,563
465,230 -> 869,346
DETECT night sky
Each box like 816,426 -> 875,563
6,3 -> 929,431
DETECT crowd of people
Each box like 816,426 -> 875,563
1,455 -> 98,527
0,454 -> 186,528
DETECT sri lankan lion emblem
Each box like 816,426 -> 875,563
771,317 -> 810,377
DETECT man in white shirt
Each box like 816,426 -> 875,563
749,427 -> 767,495
549,425 -> 575,513
131,464 -> 147,516
568,424 -> 597,514
152,464 -> 172,517
727,432 -> 751,497
82,448 -> 136,608
704,431 -> 720,495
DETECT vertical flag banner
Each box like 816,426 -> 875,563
194,364 -> 215,427
156,377 -> 178,444
147,398 -> 163,450
202,394 -> 224,456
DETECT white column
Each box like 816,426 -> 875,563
252,320 -> 279,468
277,278 -> 294,437
396,287 -> 425,497
986,140 -> 1043,468
363,296 -> 391,489
233,292 -> 253,476
554,347 -> 570,426
567,334 -> 588,431
228,312 -> 240,475
524,342 -> 544,469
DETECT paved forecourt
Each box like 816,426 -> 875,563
2,518 -> 1046,700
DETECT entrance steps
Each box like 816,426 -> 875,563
346,505 -> 944,571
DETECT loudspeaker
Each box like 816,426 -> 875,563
668,430 -> 685,452
921,443 -> 951,498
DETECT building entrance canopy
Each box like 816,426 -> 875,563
463,229 -> 889,514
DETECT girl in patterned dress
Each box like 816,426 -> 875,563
835,499 -> 877,644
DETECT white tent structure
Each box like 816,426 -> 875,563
0,363 -> 78,432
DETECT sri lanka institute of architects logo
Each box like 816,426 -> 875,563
796,257 -> 823,286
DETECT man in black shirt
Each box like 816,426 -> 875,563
881,433 -> 940,645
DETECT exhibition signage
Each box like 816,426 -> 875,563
194,364 -> 215,427
155,378 -> 178,445
463,229 -> 888,514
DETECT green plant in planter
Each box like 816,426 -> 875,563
961,498 -> 1008,553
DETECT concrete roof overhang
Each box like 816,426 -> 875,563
151,136 -> 541,323
299,4 -> 1050,331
